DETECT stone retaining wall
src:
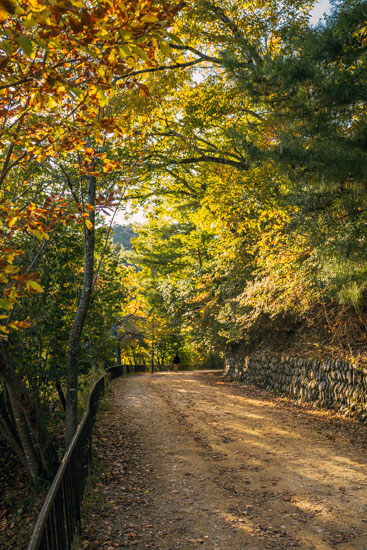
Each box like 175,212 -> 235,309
224,354 -> 367,421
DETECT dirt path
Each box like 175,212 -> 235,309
80,371 -> 367,550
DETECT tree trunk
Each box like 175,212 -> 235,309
65,175 -> 96,447
56,381 -> 66,411
0,394 -> 29,473
8,388 -> 41,483
115,342 -> 121,367
0,342 -> 58,482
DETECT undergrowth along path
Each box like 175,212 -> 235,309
80,371 -> 367,549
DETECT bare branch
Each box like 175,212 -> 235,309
205,3 -> 262,64
0,76 -> 32,91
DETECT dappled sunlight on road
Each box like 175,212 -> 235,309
157,371 -> 367,548
81,371 -> 367,550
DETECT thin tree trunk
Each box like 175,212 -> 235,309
65,175 -> 96,447
8,387 -> 40,483
0,395 -> 29,473
0,343 -> 58,482
56,381 -> 66,411
115,342 -> 121,367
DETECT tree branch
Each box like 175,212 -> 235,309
58,162 -> 80,208
167,43 -> 222,64
166,169 -> 200,197
147,154 -> 248,170
205,2 -> 262,64
151,130 -> 245,162
114,43 -> 223,83
114,58 -> 205,81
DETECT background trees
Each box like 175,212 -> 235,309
121,0 -> 367,365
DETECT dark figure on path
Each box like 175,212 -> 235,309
173,354 -> 180,372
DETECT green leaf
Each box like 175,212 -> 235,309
0,40 -> 13,55
159,41 -> 171,58
141,14 -> 160,23
119,44 -> 132,58
0,299 -> 12,310
130,45 -> 150,62
17,34 -> 33,56
166,32 -> 183,45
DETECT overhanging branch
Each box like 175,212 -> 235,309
147,155 -> 248,171
114,58 -> 205,81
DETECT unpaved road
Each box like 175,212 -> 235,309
80,371 -> 367,549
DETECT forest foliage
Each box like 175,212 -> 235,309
0,0 -> 367,492
121,0 -> 367,366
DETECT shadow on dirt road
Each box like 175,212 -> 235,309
80,371 -> 367,550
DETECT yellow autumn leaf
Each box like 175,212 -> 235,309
107,49 -> 117,64
85,219 -> 93,230
33,229 -> 44,240
26,280 -> 43,293
4,264 -> 20,274
96,88 -> 108,107
16,320 -> 33,329
141,14 -> 159,23
130,45 -> 150,62
69,0 -> 85,7
119,44 -> 132,58
47,95 -> 58,109
0,7 -> 9,22
8,217 -> 18,227
97,66 -> 106,78
27,0 -> 43,7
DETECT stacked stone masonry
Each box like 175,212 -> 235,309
224,354 -> 367,422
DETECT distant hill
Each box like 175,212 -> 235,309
113,224 -> 136,250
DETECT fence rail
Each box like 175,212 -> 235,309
27,366 -> 125,550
